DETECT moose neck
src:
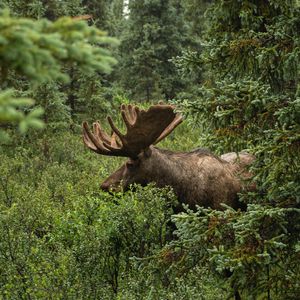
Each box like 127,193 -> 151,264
147,147 -> 190,184
145,147 -> 203,208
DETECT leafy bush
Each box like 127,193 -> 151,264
0,146 -> 177,298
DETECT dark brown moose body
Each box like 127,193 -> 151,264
83,103 -> 254,211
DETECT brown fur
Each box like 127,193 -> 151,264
101,146 -> 255,211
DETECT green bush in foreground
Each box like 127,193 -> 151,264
0,171 -> 175,299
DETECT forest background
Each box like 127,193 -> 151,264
0,0 -> 299,299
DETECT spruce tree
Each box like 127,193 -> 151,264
0,1 -> 120,132
0,10 -> 117,139
1,0 -> 85,19
118,0 -> 189,101
171,1 -> 300,298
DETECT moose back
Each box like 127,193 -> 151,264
82,103 -> 254,210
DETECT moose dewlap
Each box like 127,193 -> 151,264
82,103 -> 254,211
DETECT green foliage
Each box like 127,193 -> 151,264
168,204 -> 300,299
0,90 -> 44,141
182,0 -> 212,37
0,10 -> 117,83
201,0 -> 300,91
0,9 -> 117,140
1,0 -> 85,19
118,0 -> 189,101
171,0 -> 300,298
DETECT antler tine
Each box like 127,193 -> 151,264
154,114 -> 183,145
121,107 -> 133,129
92,123 -> 117,153
83,103 -> 183,158
94,121 -> 111,144
107,116 -> 126,142
111,133 -> 121,148
83,121 -> 131,157
82,122 -> 111,154
129,104 -> 137,123
121,104 -> 142,130
83,125 -> 98,151
121,104 -> 136,124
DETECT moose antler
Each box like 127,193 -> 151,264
82,103 -> 183,158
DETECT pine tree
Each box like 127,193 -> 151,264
118,0 -> 189,101
1,0 -> 85,19
0,0 -> 121,133
0,9 -> 117,140
171,1 -> 300,298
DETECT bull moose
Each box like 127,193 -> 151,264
82,103 -> 254,211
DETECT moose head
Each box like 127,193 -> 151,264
83,103 -> 254,210
82,103 -> 183,191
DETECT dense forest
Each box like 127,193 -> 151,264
0,0 -> 299,299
